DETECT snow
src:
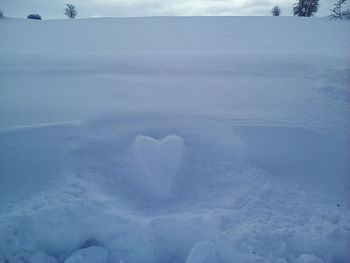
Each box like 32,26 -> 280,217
30,251 -> 58,263
64,246 -> 108,263
296,254 -> 324,263
133,135 -> 184,197
30,251 -> 57,263
0,16 -> 349,263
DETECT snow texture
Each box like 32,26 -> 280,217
0,16 -> 349,263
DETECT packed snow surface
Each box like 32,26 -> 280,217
0,16 -> 349,263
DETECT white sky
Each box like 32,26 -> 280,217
1,0 -> 349,18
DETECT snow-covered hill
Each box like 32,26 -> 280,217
0,17 -> 349,263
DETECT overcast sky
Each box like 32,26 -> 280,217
1,0 -> 348,19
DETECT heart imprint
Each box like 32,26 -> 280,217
133,135 -> 184,196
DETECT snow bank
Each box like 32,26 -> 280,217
0,16 -> 349,263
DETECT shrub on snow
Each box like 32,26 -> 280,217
271,6 -> 282,16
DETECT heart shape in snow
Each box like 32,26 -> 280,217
133,135 -> 184,196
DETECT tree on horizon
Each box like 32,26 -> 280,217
65,4 -> 78,19
293,0 -> 319,16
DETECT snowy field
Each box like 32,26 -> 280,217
0,16 -> 349,263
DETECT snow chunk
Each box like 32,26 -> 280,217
297,254 -> 324,263
185,241 -> 265,263
185,241 -> 221,263
64,246 -> 108,263
30,251 -> 57,263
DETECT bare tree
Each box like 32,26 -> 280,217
0,9 -> 4,19
64,4 -> 77,19
271,6 -> 281,16
330,0 -> 350,20
293,0 -> 319,17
